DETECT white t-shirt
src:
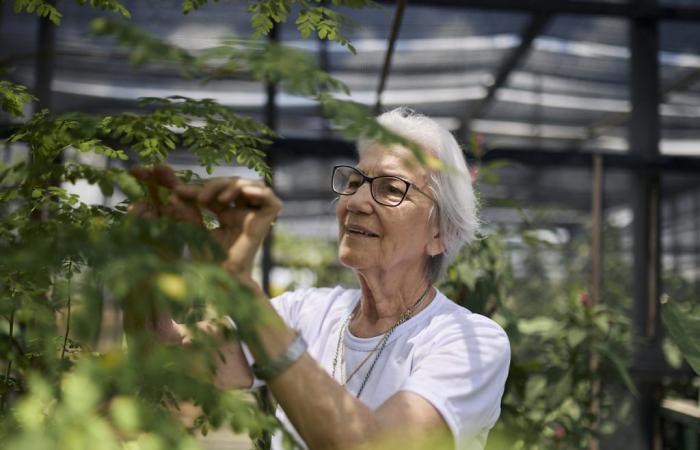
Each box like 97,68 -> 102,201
240,286 -> 510,450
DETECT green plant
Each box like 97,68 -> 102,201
434,157 -> 637,449
661,297 -> 700,375
0,1 -> 407,449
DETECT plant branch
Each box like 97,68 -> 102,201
1,307 -> 15,413
61,262 -> 73,360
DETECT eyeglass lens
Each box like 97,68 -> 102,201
332,166 -> 408,206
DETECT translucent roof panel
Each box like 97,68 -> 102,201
1,0 -> 265,116
482,15 -> 630,151
659,20 -> 700,156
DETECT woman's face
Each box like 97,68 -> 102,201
336,144 -> 444,277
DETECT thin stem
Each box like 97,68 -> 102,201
61,263 -> 73,360
1,308 -> 15,413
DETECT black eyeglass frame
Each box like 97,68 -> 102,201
331,165 -> 435,207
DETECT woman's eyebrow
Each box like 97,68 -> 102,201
355,166 -> 412,179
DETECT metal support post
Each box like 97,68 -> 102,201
629,1 -> 665,448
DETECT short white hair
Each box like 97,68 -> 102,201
356,107 -> 480,283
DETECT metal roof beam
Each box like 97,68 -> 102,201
380,0 -> 700,22
480,147 -> 700,174
264,138 -> 700,174
461,13 -> 551,132
587,68 -> 700,139
375,0 -> 407,114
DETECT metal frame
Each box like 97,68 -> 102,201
461,13 -> 551,134
382,0 -> 700,22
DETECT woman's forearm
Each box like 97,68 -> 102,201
180,319 -> 254,390
240,292 -> 380,450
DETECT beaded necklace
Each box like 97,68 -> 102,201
331,285 -> 431,398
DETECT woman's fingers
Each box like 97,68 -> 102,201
175,178 -> 280,217
128,165 -> 204,224
161,192 -> 203,225
196,178 -> 240,204
151,165 -> 183,190
127,200 -> 157,219
173,183 -> 201,200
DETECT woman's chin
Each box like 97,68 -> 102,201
338,246 -> 372,270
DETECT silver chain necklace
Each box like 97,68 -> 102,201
332,285 -> 432,398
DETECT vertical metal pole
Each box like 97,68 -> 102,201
31,0 -> 58,222
668,196 -> 676,275
589,154 -> 603,450
261,24 -> 278,297
319,36 -> 330,137
34,0 -> 57,112
257,26 -> 279,450
629,1 -> 663,449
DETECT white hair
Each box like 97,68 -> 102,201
356,107 -> 480,283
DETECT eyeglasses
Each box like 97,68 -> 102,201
331,165 -> 435,207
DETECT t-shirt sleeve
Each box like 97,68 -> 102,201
399,313 -> 511,450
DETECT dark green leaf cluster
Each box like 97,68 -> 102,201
661,299 -> 700,375
246,0 -> 377,53
75,0 -> 130,18
12,0 -> 131,25
11,0 -> 62,24
0,181 -> 289,444
0,81 -> 37,118
182,0 -> 221,14
0,1 -> 435,447
439,226 -> 634,450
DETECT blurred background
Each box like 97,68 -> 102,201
1,0 -> 699,449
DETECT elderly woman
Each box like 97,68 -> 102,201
134,108 -> 510,450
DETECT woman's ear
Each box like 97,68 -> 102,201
426,222 -> 446,257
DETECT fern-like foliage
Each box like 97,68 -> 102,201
0,81 -> 37,117
113,96 -> 274,177
76,0 -> 130,18
180,0 -> 378,54
11,0 -> 131,24
0,2 -> 425,448
11,0 -> 62,24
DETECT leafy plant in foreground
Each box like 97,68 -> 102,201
0,1 -> 386,449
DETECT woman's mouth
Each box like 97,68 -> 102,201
345,224 -> 380,238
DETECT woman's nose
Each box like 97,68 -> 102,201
346,182 -> 374,213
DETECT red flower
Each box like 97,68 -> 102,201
553,424 -> 567,439
579,292 -> 592,307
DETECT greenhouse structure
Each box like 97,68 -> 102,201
1,1 -> 699,449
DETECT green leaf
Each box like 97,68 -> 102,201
517,317 -> 560,336
0,81 -> 37,117
595,342 -> 638,396
13,0 -> 62,24
661,299 -> 700,375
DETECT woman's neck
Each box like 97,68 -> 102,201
349,268 -> 434,338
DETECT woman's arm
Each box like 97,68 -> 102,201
183,319 -> 254,390
235,276 -> 453,450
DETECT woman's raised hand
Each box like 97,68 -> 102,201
126,164 -> 281,277
127,165 -> 203,226
174,177 -> 282,277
